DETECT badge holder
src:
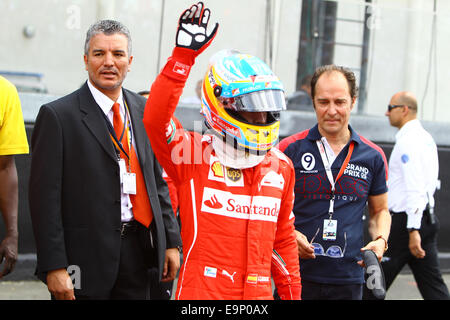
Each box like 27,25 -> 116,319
123,172 -> 137,195
323,217 -> 337,241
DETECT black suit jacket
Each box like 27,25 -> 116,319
29,82 -> 181,297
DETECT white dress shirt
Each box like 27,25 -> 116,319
87,80 -> 135,222
388,119 -> 439,229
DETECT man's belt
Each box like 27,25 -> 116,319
120,220 -> 139,238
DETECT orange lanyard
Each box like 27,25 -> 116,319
316,139 -> 355,218
106,101 -> 133,161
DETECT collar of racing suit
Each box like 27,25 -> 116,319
212,135 -> 266,169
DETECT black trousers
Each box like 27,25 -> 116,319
148,268 -> 174,300
301,280 -> 363,300
74,221 -> 156,300
380,211 -> 449,300
274,280 -> 362,300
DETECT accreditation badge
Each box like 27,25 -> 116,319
123,172 -> 137,195
323,219 -> 337,241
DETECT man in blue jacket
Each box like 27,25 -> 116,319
278,65 -> 391,300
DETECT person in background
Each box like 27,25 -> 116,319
378,91 -> 450,300
286,74 -> 313,111
0,76 -> 29,278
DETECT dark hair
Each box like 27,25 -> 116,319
84,20 -> 132,56
310,65 -> 358,100
300,74 -> 313,87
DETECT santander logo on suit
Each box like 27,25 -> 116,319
201,187 -> 280,223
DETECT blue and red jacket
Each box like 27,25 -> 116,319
278,124 -> 388,284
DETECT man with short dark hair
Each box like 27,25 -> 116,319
29,20 -> 181,300
278,65 -> 391,300
380,91 -> 450,300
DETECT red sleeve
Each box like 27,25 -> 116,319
162,170 -> 179,216
143,47 -> 202,184
271,156 -> 301,300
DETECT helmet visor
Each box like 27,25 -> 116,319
221,89 -> 286,112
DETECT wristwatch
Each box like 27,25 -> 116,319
407,228 -> 420,233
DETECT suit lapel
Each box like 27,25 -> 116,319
78,83 -> 118,162
124,89 -> 152,169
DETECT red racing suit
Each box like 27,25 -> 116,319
143,48 -> 301,300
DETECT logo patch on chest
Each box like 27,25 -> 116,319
201,187 -> 280,222
226,167 -> 242,182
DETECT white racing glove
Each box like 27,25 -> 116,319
162,2 -> 219,81
176,2 -> 219,54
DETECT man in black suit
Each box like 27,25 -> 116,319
29,20 -> 182,300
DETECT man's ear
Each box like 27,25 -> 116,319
127,55 -> 133,71
84,55 -> 88,71
350,97 -> 356,111
402,105 -> 410,116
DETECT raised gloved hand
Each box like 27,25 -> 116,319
176,2 -> 219,54
163,2 -> 219,81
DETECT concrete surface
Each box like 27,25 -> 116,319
385,272 -> 450,300
0,281 -> 49,300
1,253 -> 449,300
1,273 -> 450,300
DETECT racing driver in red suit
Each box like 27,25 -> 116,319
143,2 -> 301,300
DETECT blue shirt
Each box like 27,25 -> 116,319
279,124 -> 388,284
